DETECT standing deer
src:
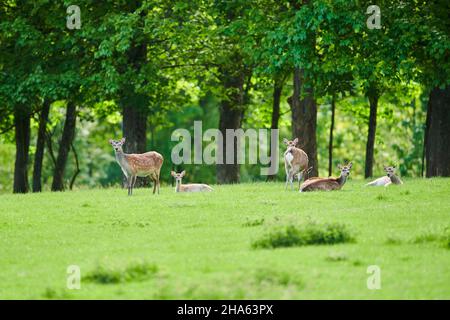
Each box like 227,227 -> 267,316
109,138 -> 163,196
366,165 -> 403,187
283,138 -> 309,190
300,162 -> 352,192
171,171 -> 213,192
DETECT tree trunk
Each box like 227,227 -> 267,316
216,68 -> 245,184
328,95 -> 336,177
13,105 -> 31,193
267,78 -> 283,181
288,68 -> 318,177
51,102 -> 77,191
32,100 -> 50,192
122,103 -> 148,154
122,100 -> 148,187
364,89 -> 378,178
120,42 -> 150,188
425,85 -> 450,177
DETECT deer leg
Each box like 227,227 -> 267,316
131,176 -> 137,195
285,167 -> 290,190
127,176 -> 132,196
155,173 -> 160,194
289,172 -> 294,190
297,171 -> 303,190
152,175 -> 157,194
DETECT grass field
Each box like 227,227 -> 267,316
1,178 -> 450,299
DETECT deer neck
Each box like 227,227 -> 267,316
175,180 -> 182,192
115,150 -> 129,172
337,174 -> 347,186
389,174 -> 402,184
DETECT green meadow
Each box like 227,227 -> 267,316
1,178 -> 449,299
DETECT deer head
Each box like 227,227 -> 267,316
171,170 -> 186,183
283,138 -> 299,149
109,137 -> 126,152
337,162 -> 353,177
383,165 -> 396,178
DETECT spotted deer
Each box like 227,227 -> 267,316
283,138 -> 309,190
366,165 -> 403,187
109,138 -> 163,196
171,171 -> 213,193
300,162 -> 352,192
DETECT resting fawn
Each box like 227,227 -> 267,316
366,165 -> 403,187
171,171 -> 213,192
109,138 -> 163,196
283,138 -> 309,190
300,162 -> 352,192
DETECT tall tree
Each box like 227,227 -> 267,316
425,86 -> 450,177
288,68 -> 318,177
328,95 -> 336,177
51,102 -> 77,191
267,74 -> 287,181
216,62 -> 247,183
410,0 -> 450,177
32,99 -> 50,192
196,1 -> 256,184
13,104 -> 31,193
364,85 -> 380,178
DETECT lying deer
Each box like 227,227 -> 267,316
366,165 -> 403,187
109,138 -> 163,196
171,171 -> 213,192
283,138 -> 309,190
300,162 -> 352,192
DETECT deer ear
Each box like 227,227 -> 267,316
348,162 -> 353,169
293,138 -> 298,145
337,164 -> 342,170
121,137 -> 126,143
171,171 -> 176,177
109,139 -> 113,144
180,170 -> 186,177
283,138 -> 288,145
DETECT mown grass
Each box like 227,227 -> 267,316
0,178 -> 450,299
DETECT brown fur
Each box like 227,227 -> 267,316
300,162 -> 352,192
125,152 -> 163,176
110,138 -> 164,195
284,138 -> 309,190
171,171 -> 213,192
300,178 -> 342,192
289,147 -> 309,170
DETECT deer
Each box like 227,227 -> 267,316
170,171 -> 213,192
109,138 -> 163,196
366,165 -> 403,187
283,138 -> 309,190
300,162 -> 352,192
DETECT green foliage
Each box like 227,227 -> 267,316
252,220 -> 355,249
0,0 -> 449,189
0,141 -> 15,192
85,262 -> 159,284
